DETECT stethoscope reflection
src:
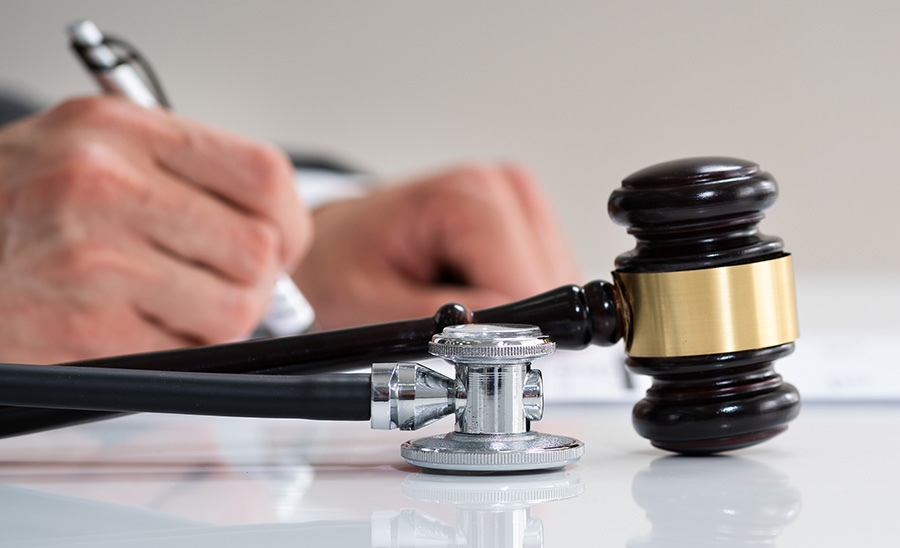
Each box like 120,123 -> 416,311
0,470 -> 582,547
373,470 -> 584,547
628,456 -> 801,548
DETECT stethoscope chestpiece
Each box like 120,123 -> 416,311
373,324 -> 583,473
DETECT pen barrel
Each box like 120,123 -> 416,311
92,64 -> 160,108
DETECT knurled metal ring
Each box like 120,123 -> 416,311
429,324 -> 556,361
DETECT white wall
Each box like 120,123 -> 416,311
2,0 -> 897,279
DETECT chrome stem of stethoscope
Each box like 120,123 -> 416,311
370,324 -> 584,472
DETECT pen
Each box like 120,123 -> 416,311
67,19 -> 315,337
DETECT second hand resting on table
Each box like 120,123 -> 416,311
0,96 -> 581,364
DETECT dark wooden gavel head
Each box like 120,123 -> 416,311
607,157 -> 800,454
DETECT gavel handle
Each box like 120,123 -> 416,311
0,281 -> 621,438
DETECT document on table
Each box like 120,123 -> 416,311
540,334 -> 900,404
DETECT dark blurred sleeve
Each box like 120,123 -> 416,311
0,91 -> 38,127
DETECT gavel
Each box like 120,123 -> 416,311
0,157 -> 799,455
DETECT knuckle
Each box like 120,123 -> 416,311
286,207 -> 314,263
185,286 -> 263,345
507,164 -> 540,192
28,141 -> 142,210
418,165 -> 504,212
217,287 -> 263,339
56,140 -> 116,181
437,164 -> 512,201
454,163 -> 501,186
243,144 -> 292,201
53,239 -> 119,284
47,96 -> 132,128
241,221 -> 280,274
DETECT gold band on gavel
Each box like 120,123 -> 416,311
613,255 -> 799,358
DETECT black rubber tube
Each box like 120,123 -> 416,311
0,363 -> 370,421
0,309 -> 449,438
0,280 -> 621,438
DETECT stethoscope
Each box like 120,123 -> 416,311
0,323 -> 582,473
0,278 -> 620,473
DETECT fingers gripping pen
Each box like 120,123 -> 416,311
67,19 -> 315,336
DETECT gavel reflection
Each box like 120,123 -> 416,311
0,157 -> 799,454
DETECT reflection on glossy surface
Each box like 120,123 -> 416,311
373,470 -> 583,547
7,405 -> 896,546
629,456 -> 801,547
0,484 -> 370,547
0,468 -> 582,547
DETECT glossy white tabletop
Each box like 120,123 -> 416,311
1,400 -> 898,547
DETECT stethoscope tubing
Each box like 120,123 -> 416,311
0,314 -> 443,438
0,362 -> 370,420
0,282 -> 606,439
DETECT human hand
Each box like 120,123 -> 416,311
292,164 -> 581,329
0,97 -> 311,363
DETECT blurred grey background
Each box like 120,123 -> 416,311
1,0 -> 897,280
